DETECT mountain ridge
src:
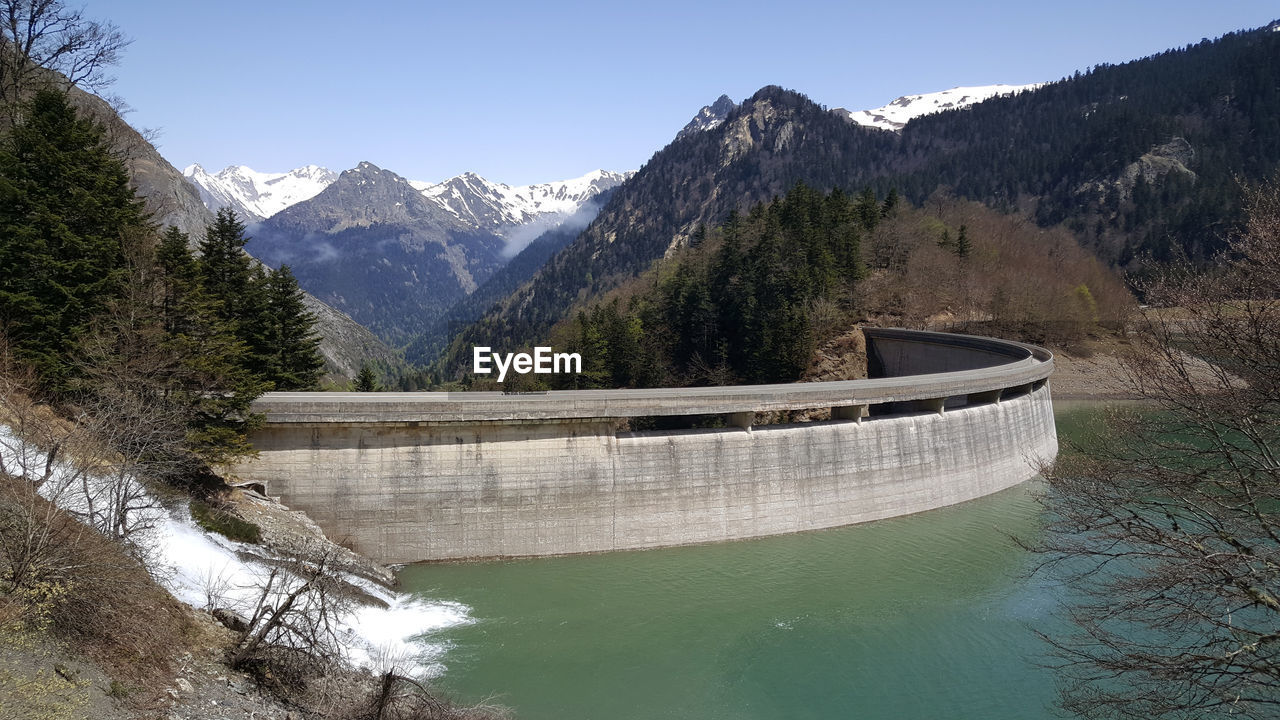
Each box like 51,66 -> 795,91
676,94 -> 737,140
187,161 -> 630,235
438,22 -> 1280,370
183,164 -> 338,222
434,85 -> 901,371
233,161 -> 631,343
837,83 -> 1045,132
55,85 -> 401,381
247,162 -> 507,343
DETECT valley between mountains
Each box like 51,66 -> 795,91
173,23 -> 1280,391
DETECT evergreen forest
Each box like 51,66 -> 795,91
0,91 -> 323,463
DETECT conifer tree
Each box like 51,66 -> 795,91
197,208 -> 256,320
194,209 -> 323,391
575,310 -> 610,388
262,265 -> 323,390
354,364 -> 379,392
152,226 -> 268,463
881,188 -> 900,217
855,186 -> 879,230
239,266 -> 278,380
196,208 -> 270,375
155,226 -> 200,334
0,89 -> 147,389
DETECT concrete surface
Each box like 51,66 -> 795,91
251,329 -> 1053,424
231,329 -> 1059,563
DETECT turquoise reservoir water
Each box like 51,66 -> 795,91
398,404 -> 1105,719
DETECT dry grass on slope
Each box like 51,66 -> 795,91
0,474 -> 202,700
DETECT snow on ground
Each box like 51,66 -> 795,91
183,164 -> 338,220
841,83 -> 1045,132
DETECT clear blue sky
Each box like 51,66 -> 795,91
101,1 -> 1277,186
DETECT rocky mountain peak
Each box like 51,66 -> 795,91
272,161 -> 445,236
676,94 -> 738,140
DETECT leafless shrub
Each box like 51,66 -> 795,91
0,332 -> 184,565
230,544 -> 355,682
1031,179 -> 1280,719
0,338 -> 194,673
0,471 -> 191,681
861,194 -> 1134,347
196,564 -> 234,612
343,669 -> 511,720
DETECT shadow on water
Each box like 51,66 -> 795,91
396,403 -> 1117,720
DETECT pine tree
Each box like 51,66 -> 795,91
881,188 -> 900,217
194,209 -> 321,390
354,364 -> 379,392
575,310 -> 611,388
0,90 -> 148,389
238,266 -> 278,381
855,186 -> 879,230
155,226 -> 201,334
153,225 -> 268,464
197,208 -> 256,322
263,265 -> 323,390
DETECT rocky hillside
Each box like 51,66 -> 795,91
249,162 -> 507,343
414,168 -> 630,250
403,187 -> 620,365
65,84 -> 213,239
183,160 -> 630,346
675,94 -> 736,140
442,85 -> 900,359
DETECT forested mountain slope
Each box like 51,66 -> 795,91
889,22 -> 1280,263
445,23 -> 1280,366
59,80 -> 401,381
448,86 -> 900,359
403,188 -> 619,366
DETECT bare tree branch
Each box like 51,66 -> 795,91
0,0 -> 129,110
1032,179 -> 1280,719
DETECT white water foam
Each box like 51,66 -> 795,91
0,425 -> 471,676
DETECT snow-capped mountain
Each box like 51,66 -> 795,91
241,162 -> 633,342
186,161 -> 631,244
838,83 -> 1044,132
183,164 -> 338,221
409,169 -> 632,240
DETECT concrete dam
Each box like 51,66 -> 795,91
231,329 -> 1059,564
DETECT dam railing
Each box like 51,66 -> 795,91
251,328 -> 1054,426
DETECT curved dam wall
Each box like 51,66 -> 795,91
232,329 -> 1059,564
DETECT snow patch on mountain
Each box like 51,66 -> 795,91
411,169 -> 633,255
838,83 -> 1045,132
187,160 -> 631,255
183,164 -> 339,221
414,169 -> 631,228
